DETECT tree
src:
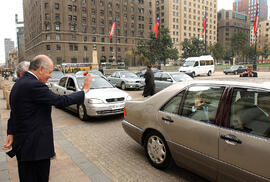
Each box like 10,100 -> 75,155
262,45 -> 270,63
209,42 -> 226,63
181,37 -> 205,59
136,27 -> 179,65
231,32 -> 249,61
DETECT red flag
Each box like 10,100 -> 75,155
109,18 -> 116,39
253,8 -> 258,36
202,14 -> 206,34
154,17 -> 160,38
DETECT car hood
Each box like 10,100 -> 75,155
85,87 -> 129,100
122,78 -> 143,81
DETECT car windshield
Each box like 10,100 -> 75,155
231,66 -> 239,69
170,73 -> 193,82
183,61 -> 195,67
76,76 -> 113,89
51,71 -> 64,79
89,70 -> 103,76
120,72 -> 138,78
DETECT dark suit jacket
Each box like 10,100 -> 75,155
7,72 -> 85,161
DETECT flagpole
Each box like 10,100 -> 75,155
253,3 -> 258,71
204,6 -> 207,55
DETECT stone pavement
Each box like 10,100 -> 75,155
0,90 -> 111,182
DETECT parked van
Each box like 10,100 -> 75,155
179,55 -> 214,77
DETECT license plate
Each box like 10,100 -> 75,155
111,104 -> 124,110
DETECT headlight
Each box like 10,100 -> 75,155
126,95 -> 132,101
88,98 -> 104,104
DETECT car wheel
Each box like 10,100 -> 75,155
78,104 -> 88,121
207,71 -> 212,76
234,71 -> 238,75
121,82 -> 126,90
191,72 -> 195,78
144,131 -> 173,169
225,72 -> 228,75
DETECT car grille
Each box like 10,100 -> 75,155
96,108 -> 124,115
106,97 -> 124,103
136,81 -> 141,83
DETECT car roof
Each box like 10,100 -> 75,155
168,80 -> 270,91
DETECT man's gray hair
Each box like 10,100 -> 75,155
16,61 -> 30,77
29,56 -> 49,71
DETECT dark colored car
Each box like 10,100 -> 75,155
224,65 -> 247,75
136,68 -> 162,78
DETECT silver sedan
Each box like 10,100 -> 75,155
51,74 -> 132,120
107,71 -> 144,90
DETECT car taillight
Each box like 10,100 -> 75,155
124,107 -> 126,117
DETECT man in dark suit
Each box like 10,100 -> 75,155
2,55 -> 92,182
143,65 -> 155,97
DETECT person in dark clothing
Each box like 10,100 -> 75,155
2,55 -> 92,182
98,65 -> 104,75
240,66 -> 258,77
143,65 -> 155,97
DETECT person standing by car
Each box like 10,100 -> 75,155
143,65 -> 155,97
240,66 -> 258,77
2,55 -> 92,182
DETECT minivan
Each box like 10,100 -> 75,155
179,55 -> 214,77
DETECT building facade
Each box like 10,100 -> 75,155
233,0 -> 268,22
4,38 -> 15,65
155,0 -> 217,52
16,14 -> 25,63
23,0 -> 155,66
257,20 -> 270,52
217,10 -> 250,48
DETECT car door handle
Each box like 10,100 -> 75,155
220,135 -> 242,145
64,91 -> 66,94
162,117 -> 174,123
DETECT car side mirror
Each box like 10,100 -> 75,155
67,86 -> 76,91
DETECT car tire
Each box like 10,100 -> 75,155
225,72 -> 228,75
78,104 -> 88,121
121,82 -> 126,90
144,131 -> 173,170
207,71 -> 212,76
191,72 -> 195,78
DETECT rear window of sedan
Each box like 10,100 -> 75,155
76,77 -> 113,89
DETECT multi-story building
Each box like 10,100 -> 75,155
23,0 -> 155,65
156,0 -> 217,52
233,0 -> 268,22
15,14 -> 25,63
4,38 -> 15,65
217,10 -> 250,48
257,20 -> 270,51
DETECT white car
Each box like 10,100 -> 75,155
51,74 -> 132,120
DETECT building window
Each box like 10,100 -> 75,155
46,45 -> 51,50
45,13 -> 49,20
92,37 -> 96,42
69,44 -> 73,51
101,37 -> 105,42
74,45 -> 78,51
55,3 -> 59,9
56,45 -> 61,50
84,46 -> 88,51
45,3 -> 49,9
55,14 -> 60,20
82,26 -> 87,33
45,24 -> 50,31
68,5 -> 72,11
101,46 -> 105,52
46,34 -> 50,40
83,36 -> 87,41
72,34 -> 76,40
56,34 -> 60,40
55,24 -> 60,31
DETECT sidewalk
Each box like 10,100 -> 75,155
0,90 -> 95,182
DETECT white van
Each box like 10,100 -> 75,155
179,55 -> 214,77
